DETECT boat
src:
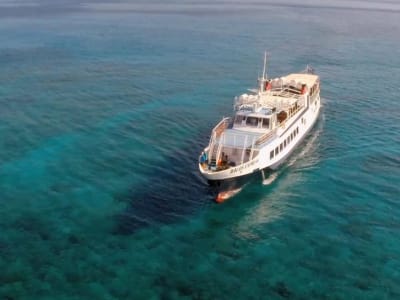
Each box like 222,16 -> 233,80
198,54 -> 321,202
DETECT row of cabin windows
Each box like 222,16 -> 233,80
234,115 -> 270,128
270,127 -> 299,159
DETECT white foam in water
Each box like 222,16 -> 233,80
262,172 -> 278,185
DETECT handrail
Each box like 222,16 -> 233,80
208,131 -> 217,162
255,129 -> 277,145
212,117 -> 230,138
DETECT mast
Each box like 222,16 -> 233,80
259,51 -> 268,92
262,51 -> 268,80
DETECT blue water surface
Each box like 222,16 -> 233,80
0,1 -> 400,299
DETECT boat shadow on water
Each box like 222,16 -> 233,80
113,140 -> 213,235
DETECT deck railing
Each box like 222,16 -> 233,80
206,131 -> 261,172
212,117 -> 230,138
255,128 -> 277,145
207,118 -> 230,167
278,98 -> 306,129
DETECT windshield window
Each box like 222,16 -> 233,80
246,117 -> 258,127
235,115 -> 245,124
262,118 -> 270,128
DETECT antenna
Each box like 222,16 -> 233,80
262,51 -> 268,80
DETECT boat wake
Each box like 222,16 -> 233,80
262,172 -> 278,185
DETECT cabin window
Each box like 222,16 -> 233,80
284,140 -> 287,147
246,116 -> 258,127
275,147 -> 279,155
311,84 -> 317,96
296,127 -> 299,134
262,118 -> 270,128
235,115 -> 245,124
270,151 -> 274,159
280,143 -> 283,151
291,133 -> 293,140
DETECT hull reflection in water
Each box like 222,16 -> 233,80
216,187 -> 243,203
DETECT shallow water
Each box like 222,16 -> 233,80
1,1 -> 400,299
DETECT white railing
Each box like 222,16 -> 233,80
206,131 -> 264,172
212,117 -> 230,138
207,117 -> 230,164
255,128 -> 277,145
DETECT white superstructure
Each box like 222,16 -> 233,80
199,58 -> 321,192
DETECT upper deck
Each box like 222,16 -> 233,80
235,73 -> 319,112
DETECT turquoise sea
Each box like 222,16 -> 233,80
1,1 -> 400,299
